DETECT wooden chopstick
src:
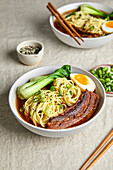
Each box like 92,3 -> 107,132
47,4 -> 81,45
80,129 -> 113,170
48,2 -> 84,43
86,139 -> 113,169
47,3 -> 83,45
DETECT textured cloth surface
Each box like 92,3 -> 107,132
0,0 -> 113,170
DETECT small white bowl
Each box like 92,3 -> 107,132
49,2 -> 113,48
9,65 -> 106,137
17,40 -> 44,66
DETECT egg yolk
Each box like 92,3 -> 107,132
106,21 -> 113,28
74,74 -> 89,85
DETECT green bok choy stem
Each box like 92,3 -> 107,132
17,65 -> 71,99
81,4 -> 107,17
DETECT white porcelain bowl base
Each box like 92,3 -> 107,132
9,65 -> 106,137
49,2 -> 113,48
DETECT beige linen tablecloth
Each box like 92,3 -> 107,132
0,0 -> 113,169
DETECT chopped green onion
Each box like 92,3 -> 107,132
59,90 -> 63,96
105,87 -> 109,92
107,15 -> 110,21
40,92 -> 44,98
98,69 -> 102,78
59,104 -> 63,109
102,67 -> 108,72
94,74 -> 98,78
66,84 -> 72,89
108,86 -> 112,92
105,78 -> 111,82
90,25 -> 95,31
65,12 -> 76,18
91,66 -> 113,92
91,69 -> 95,74
111,66 -> 113,72
44,109 -> 50,115
50,86 -> 55,91
40,97 -> 45,102
69,91 -> 72,95
20,107 -> 24,112
77,14 -> 82,19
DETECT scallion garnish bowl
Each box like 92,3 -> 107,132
90,64 -> 113,96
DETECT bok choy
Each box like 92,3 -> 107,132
17,65 -> 71,100
81,4 -> 113,19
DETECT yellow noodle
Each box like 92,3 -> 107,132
24,78 -> 81,127
65,11 -> 106,36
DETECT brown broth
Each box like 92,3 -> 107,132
16,96 -> 34,125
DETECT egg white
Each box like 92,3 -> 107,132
102,21 -> 113,34
70,73 -> 96,92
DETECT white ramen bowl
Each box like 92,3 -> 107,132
49,2 -> 113,48
9,65 -> 106,137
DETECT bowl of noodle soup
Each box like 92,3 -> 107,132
49,2 -> 113,48
9,65 -> 106,137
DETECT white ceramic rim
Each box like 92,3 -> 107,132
49,2 -> 113,40
9,64 -> 106,133
16,40 -> 44,57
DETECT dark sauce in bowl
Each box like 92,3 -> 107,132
16,97 -> 33,125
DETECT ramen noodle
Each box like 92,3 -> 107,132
64,11 -> 106,36
24,78 -> 81,127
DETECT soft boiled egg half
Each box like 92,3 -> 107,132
102,20 -> 113,34
70,73 -> 96,92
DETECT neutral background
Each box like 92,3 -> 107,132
0,0 -> 113,169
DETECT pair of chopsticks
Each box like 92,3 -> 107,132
47,2 -> 84,46
80,129 -> 113,170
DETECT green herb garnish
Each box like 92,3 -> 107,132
20,107 -> 24,112
111,66 -> 113,72
91,66 -> 113,92
77,14 -> 82,19
69,91 -> 72,95
90,25 -> 95,31
65,12 -> 76,18
59,104 -> 63,109
50,86 -> 55,91
66,83 -> 72,89
44,109 -> 49,115
59,90 -> 63,96
107,15 -> 110,21
40,97 -> 45,102
40,92 -> 44,98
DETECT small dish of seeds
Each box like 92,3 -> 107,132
17,40 -> 44,66
19,45 -> 41,55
